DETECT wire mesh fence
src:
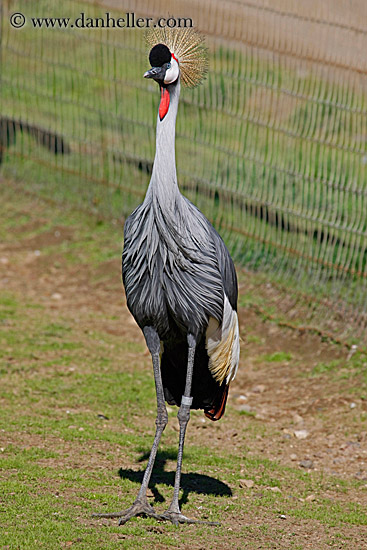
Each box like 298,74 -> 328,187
1,0 -> 367,344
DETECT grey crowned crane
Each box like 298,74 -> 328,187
95,28 -> 240,526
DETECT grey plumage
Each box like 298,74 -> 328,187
122,78 -> 238,409
95,39 -> 239,526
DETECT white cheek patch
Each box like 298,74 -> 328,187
164,57 -> 179,85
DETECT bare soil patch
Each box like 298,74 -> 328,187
1,194 -> 367,547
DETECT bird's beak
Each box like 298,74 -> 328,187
143,66 -> 166,81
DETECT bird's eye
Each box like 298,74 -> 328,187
166,63 -> 171,69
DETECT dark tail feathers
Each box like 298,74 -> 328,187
204,384 -> 229,421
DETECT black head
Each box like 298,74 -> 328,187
144,43 -> 179,85
149,44 -> 171,67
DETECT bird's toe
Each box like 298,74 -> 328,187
160,510 -> 220,526
92,498 -> 159,524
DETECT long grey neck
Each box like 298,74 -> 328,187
145,78 -> 181,205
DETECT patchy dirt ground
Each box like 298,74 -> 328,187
1,185 -> 367,548
3,211 -> 366,479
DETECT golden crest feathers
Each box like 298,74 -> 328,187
146,27 -> 208,88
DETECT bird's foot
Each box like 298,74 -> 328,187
92,498 -> 162,525
160,509 -> 220,526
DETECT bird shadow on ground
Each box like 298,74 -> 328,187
118,449 -> 232,506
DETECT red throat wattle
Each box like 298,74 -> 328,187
159,87 -> 170,121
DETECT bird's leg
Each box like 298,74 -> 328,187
92,326 -> 167,524
161,334 -> 219,526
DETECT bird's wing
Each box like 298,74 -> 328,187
209,228 -> 238,311
183,197 -> 238,310
182,199 -> 240,386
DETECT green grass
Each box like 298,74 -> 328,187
1,185 -> 367,548
307,354 -> 367,399
1,0 -> 367,327
260,352 -> 293,363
